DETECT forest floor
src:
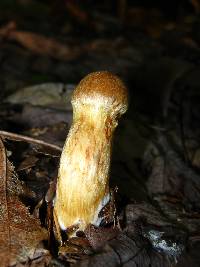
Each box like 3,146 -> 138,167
0,1 -> 200,266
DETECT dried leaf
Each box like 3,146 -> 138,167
65,1 -> 89,24
18,155 -> 39,171
5,83 -> 74,110
0,138 -> 48,266
0,22 -> 81,61
85,225 -> 120,251
144,135 -> 200,209
75,232 -> 172,267
144,134 -> 200,233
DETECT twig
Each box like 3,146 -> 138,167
0,130 -> 62,152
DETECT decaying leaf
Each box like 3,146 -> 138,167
0,21 -> 81,61
144,134 -> 200,210
0,138 -> 48,266
144,133 -> 200,234
5,83 -> 74,110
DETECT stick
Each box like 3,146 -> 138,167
0,130 -> 62,152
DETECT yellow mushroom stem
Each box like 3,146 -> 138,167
54,71 -> 128,233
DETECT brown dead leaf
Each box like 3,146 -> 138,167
0,21 -> 16,38
0,138 -> 48,266
181,37 -> 200,49
126,7 -> 165,38
18,155 -> 39,171
0,22 -> 81,61
145,134 -> 200,209
85,225 -> 120,251
65,1 -> 89,25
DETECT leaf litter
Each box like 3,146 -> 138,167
0,137 -> 50,266
1,1 -> 200,266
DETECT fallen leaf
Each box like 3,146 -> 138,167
0,138 -> 48,266
85,225 -> 120,251
5,83 -> 74,110
144,134 -> 200,210
0,22 -> 81,61
18,155 -> 39,171
65,1 -> 89,25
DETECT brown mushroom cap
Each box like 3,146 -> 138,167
72,71 -> 128,116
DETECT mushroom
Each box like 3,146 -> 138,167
54,71 -> 128,237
